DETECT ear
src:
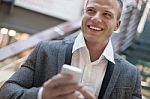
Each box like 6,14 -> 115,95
114,20 -> 121,31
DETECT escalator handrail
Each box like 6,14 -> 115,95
0,20 -> 81,61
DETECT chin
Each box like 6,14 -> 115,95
85,35 -> 96,42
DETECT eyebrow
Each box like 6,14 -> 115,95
105,10 -> 114,15
87,4 -> 115,12
86,5 -> 115,15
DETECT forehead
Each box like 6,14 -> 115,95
86,0 -> 119,12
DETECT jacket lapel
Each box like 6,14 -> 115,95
99,54 -> 121,99
98,61 -> 114,99
57,42 -> 67,73
57,40 -> 74,73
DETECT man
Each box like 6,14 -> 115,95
0,0 -> 141,99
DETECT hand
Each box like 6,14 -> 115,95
42,73 -> 79,99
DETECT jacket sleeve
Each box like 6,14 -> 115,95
0,42 -> 43,99
132,68 -> 142,99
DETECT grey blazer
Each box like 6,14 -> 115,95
0,37 -> 141,99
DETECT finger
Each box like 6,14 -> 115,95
56,92 -> 77,99
74,91 -> 85,99
50,83 -> 78,97
42,74 -> 75,98
44,73 -> 73,88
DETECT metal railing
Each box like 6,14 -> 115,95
0,20 -> 81,61
120,0 -> 148,51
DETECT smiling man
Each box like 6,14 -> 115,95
81,0 -> 121,62
0,0 -> 141,99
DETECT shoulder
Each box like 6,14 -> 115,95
114,53 -> 138,73
113,54 -> 141,91
33,37 -> 75,54
38,40 -> 64,48
31,40 -> 63,56
37,32 -> 77,50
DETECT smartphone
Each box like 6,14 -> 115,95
61,64 -> 82,83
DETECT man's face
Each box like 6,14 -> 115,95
81,0 -> 121,44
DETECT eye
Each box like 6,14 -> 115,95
85,8 -> 96,15
103,12 -> 113,18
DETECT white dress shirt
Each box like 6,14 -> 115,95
38,32 -> 115,99
71,32 -> 115,97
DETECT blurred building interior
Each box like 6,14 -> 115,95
0,0 -> 150,98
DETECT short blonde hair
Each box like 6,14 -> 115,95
83,0 -> 123,19
84,0 -> 88,9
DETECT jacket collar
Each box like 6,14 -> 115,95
99,54 -> 122,99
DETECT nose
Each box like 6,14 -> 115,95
91,12 -> 102,23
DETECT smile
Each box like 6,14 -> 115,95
88,25 -> 104,31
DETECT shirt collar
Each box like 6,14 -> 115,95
72,32 -> 115,64
103,39 -> 115,64
72,32 -> 86,53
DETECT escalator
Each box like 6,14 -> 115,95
122,19 -> 150,98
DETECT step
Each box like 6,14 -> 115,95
142,20 -> 150,34
128,44 -> 150,53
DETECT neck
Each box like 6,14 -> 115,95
86,40 -> 109,62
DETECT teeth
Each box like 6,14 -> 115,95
89,26 -> 102,31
